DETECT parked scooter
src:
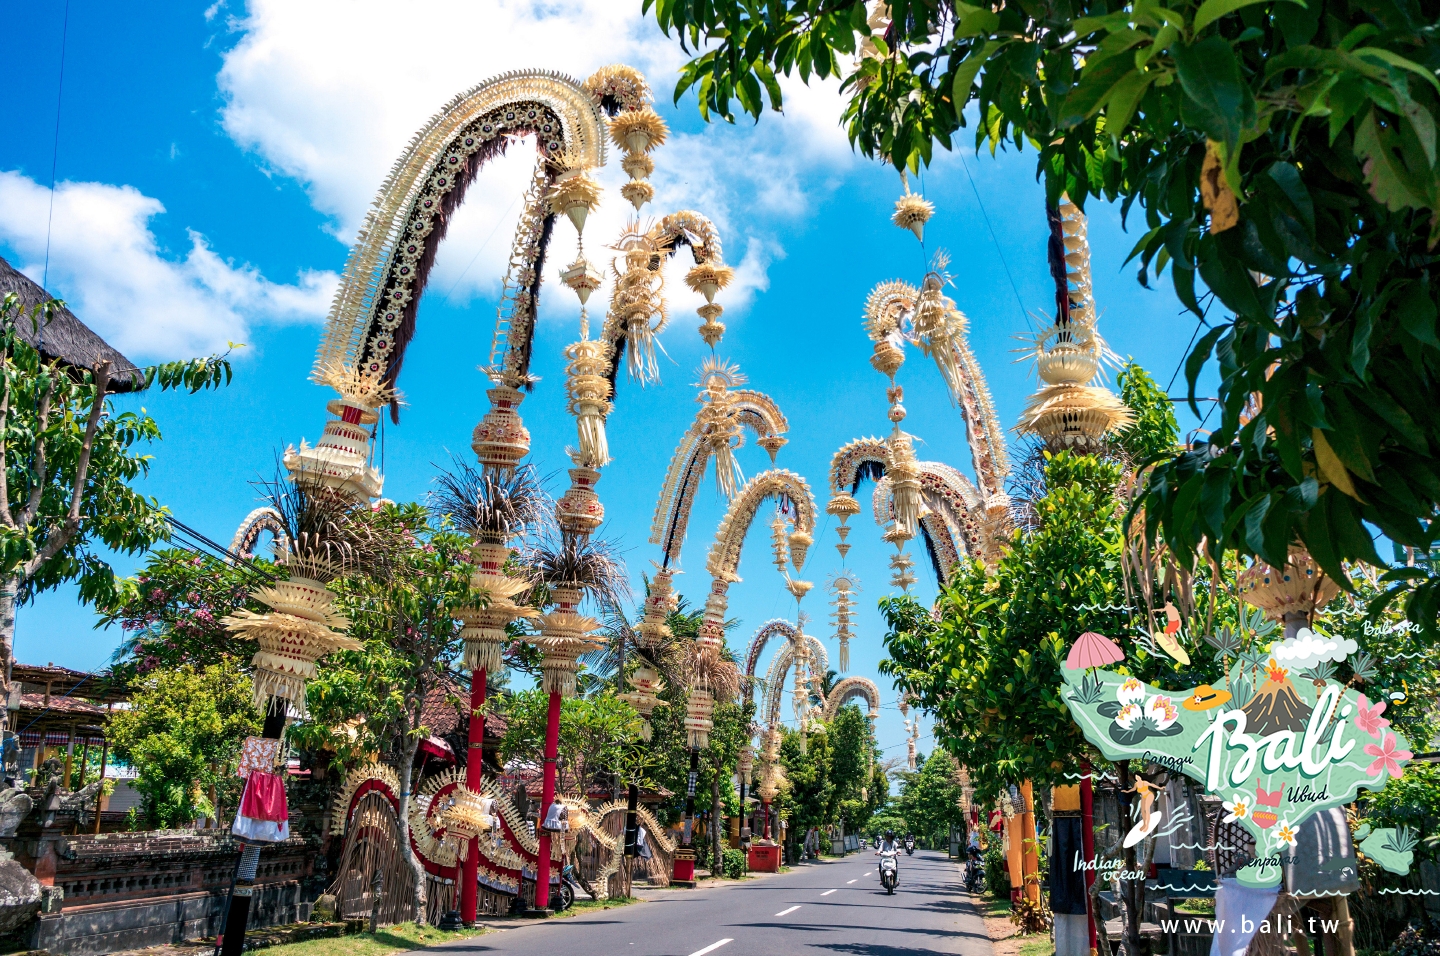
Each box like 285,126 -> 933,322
552,862 -> 585,911
963,848 -> 983,892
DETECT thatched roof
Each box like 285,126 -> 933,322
0,256 -> 144,392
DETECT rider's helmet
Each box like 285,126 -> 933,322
884,829 -> 895,842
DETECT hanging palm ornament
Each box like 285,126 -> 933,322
827,571 -> 860,673
892,173 -> 935,242
1016,197 -> 1132,450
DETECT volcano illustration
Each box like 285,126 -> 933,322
1241,660 -> 1310,735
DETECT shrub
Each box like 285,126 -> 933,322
984,846 -> 1011,898
1391,925 -> 1440,956
723,848 -> 746,880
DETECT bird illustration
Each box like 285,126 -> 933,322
1154,602 -> 1191,665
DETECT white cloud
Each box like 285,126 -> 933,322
216,0 -> 856,309
0,170 -> 336,359
1269,627 -> 1358,669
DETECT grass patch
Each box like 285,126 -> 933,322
1018,937 -> 1055,956
981,894 -> 1013,919
256,923 -> 484,956
550,896 -> 640,919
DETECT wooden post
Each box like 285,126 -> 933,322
61,731 -> 73,790
1020,780 -> 1040,904
93,736 -> 108,835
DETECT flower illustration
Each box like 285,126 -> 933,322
1222,794 -> 1250,823
1364,732 -> 1413,779
1275,821 -> 1299,849
1145,695 -> 1179,731
1117,677 -> 1145,706
1355,694 -> 1391,739
1115,703 -> 1142,729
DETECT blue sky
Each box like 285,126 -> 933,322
1,1 -> 1215,762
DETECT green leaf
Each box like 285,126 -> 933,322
1354,109 -> 1429,211
1106,70 -> 1155,137
1353,47 -> 1440,94
1193,0 -> 1304,36
1060,55 -> 1139,128
955,8 -> 1000,37
952,40 -> 999,103
1173,36 -> 1256,152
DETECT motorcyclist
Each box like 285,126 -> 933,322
875,828 -> 901,888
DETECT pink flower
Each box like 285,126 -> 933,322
1363,732 -> 1413,779
1355,695 -> 1390,739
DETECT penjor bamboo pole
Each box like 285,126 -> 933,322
533,690 -> 562,912
460,669 -> 485,925
217,697 -> 286,956
1080,762 -> 1098,956
1020,780 -> 1041,905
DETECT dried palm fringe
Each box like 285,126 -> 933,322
708,441 -> 743,500
464,637 -> 505,675
625,320 -> 664,384
839,636 -> 850,673
542,662 -> 580,697
253,667 -> 310,717
576,409 -> 610,467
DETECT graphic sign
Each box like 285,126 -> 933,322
1060,630 -> 1412,887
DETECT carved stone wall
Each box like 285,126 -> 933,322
24,829 -> 312,955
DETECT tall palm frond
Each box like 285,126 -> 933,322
521,534 -> 632,609
431,457 -> 552,542
253,467 -> 387,581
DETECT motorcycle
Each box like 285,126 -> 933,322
552,862 -> 585,912
878,851 -> 899,895
903,837 -> 915,856
963,852 -> 982,893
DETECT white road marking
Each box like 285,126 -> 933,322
821,889 -> 837,896
847,879 -> 857,884
775,905 -> 801,917
688,941 -> 733,956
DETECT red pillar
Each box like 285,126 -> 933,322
460,669 -> 485,925
761,799 -> 771,840
1080,762 -> 1097,955
534,690 -> 561,911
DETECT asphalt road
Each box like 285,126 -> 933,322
433,849 -> 994,956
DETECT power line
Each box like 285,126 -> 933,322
41,0 -> 73,293
957,150 -> 1032,332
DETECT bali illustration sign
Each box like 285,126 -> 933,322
1060,627 -> 1412,888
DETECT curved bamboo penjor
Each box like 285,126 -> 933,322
861,277 -> 1010,504
315,70 -> 608,395
828,437 -> 995,579
823,676 -> 880,721
650,365 -> 789,567
741,619 -> 798,699
228,507 -> 286,560
600,211 -> 736,385
702,469 -> 817,633
761,632 -> 828,727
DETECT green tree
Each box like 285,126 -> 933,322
893,750 -> 968,848
828,705 -> 881,833
322,502 -> 483,923
882,452 -> 1132,797
777,724 -> 833,860
498,688 -> 649,793
100,548 -> 269,683
1115,362 -> 1181,465
647,0 -> 1440,634
107,660 -> 258,828
0,295 -> 231,733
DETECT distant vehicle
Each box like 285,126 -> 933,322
904,835 -> 915,856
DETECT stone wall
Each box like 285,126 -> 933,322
27,830 -> 313,955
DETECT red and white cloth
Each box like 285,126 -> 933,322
231,770 -> 290,843
236,736 -> 283,778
